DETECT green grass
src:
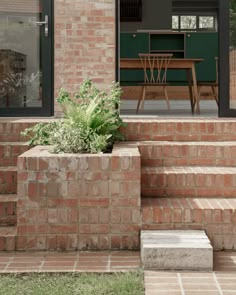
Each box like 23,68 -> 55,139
0,271 -> 144,295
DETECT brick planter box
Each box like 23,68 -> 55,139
17,144 -> 141,251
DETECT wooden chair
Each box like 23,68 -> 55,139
197,57 -> 219,107
136,53 -> 173,113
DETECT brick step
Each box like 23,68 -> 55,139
0,195 -> 18,226
0,226 -> 16,251
141,197 -> 236,250
141,166 -> 236,198
0,167 -> 17,194
139,141 -> 236,167
0,119 -> 53,142
122,119 -> 236,141
0,142 -> 29,166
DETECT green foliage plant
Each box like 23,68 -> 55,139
21,79 -> 126,154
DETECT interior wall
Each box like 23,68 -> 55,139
120,0 -> 172,32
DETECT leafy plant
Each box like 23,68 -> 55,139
21,122 -> 60,146
21,79 -> 126,153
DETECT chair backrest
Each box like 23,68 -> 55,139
138,53 -> 173,84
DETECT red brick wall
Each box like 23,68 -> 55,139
17,144 -> 141,251
54,0 -> 116,116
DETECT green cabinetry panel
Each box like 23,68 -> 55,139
120,33 -> 149,58
150,33 -> 185,53
120,33 -> 149,83
186,32 -> 218,82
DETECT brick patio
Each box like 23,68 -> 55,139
145,251 -> 236,295
0,251 -> 140,273
0,250 -> 236,295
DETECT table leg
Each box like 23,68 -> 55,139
187,69 -> 195,114
191,64 -> 200,114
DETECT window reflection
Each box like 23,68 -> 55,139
0,1 -> 42,108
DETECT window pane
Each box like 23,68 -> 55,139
199,16 -> 214,29
172,16 -> 179,29
0,1 -> 42,108
180,16 -> 196,30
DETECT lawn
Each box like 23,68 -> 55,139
0,271 -> 144,295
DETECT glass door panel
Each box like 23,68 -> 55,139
0,0 -> 52,116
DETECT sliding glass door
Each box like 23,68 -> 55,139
0,0 -> 53,116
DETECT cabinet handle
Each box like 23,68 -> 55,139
187,34 -> 191,38
132,34 -> 136,38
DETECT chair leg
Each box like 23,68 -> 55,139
187,69 -> 194,114
212,85 -> 219,106
198,84 -> 201,96
141,86 -> 146,111
163,86 -> 170,110
136,86 -> 144,113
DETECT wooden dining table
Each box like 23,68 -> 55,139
120,58 -> 204,114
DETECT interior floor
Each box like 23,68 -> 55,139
120,99 -> 218,118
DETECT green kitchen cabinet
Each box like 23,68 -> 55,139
120,32 -> 218,85
120,33 -> 149,58
186,32 -> 218,82
120,33 -> 149,83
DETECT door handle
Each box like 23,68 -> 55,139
35,15 -> 48,37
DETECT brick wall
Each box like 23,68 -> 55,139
54,0 -> 116,116
17,144 -> 141,251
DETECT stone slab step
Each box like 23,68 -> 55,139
142,166 -> 236,198
0,167 -> 17,194
139,141 -> 236,167
141,230 -> 213,270
0,194 -> 17,226
0,226 -> 16,251
0,142 -> 29,166
141,197 -> 236,250
121,119 -> 236,142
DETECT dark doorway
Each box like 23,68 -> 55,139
117,1 -> 226,117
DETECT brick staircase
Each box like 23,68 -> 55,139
0,120 -> 37,250
132,119 -> 236,250
1,119 -> 236,252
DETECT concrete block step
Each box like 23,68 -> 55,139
0,194 -> 18,226
142,197 -> 236,250
139,141 -> 236,167
142,166 -> 236,198
0,226 -> 16,251
0,142 -> 29,166
0,167 -> 17,194
141,230 -> 213,270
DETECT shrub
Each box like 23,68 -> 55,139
21,79 -> 125,153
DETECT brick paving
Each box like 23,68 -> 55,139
0,251 -> 236,295
0,250 -> 236,294
145,251 -> 236,295
0,251 -> 140,273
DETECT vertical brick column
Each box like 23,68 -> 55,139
54,0 -> 116,116
17,144 -> 141,251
